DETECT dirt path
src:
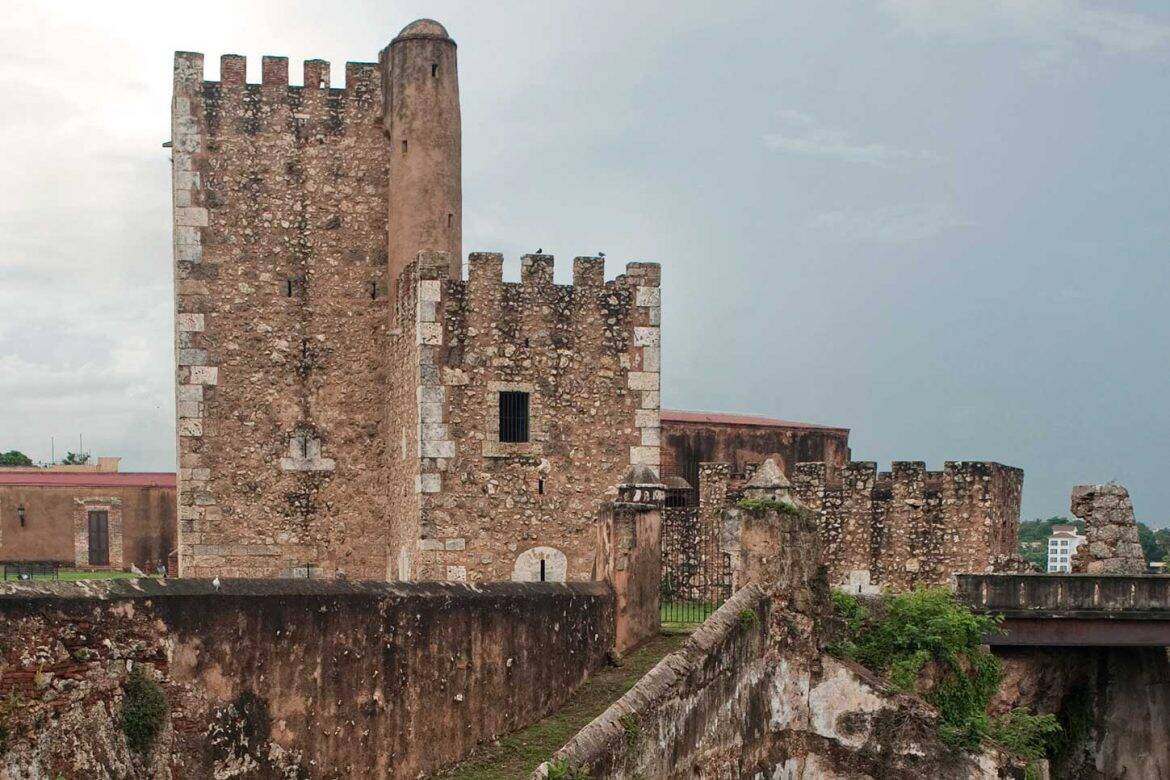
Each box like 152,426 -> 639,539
434,631 -> 688,779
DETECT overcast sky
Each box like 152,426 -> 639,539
1,1 -> 1167,523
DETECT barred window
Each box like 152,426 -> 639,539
498,391 -> 530,443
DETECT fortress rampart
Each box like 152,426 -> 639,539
791,460 -> 1023,590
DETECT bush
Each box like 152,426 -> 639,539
547,757 -> 591,779
830,587 -> 1060,756
988,708 -> 1062,760
120,665 -> 168,753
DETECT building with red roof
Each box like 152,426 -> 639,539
0,458 -> 176,572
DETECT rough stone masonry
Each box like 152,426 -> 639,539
1069,483 -> 1147,574
172,20 -> 659,580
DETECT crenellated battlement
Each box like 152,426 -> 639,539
392,251 -> 661,334
174,51 -> 381,91
785,459 -> 1024,590
395,251 -> 661,289
172,52 -> 383,133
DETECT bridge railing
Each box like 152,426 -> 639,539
956,573 -> 1170,615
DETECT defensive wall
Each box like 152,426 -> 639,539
0,579 -> 613,778
683,460 -> 1022,592
792,460 -> 1022,590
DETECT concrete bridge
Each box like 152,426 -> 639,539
955,573 -> 1170,646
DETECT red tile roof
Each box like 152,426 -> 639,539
662,409 -> 849,433
0,471 -> 176,489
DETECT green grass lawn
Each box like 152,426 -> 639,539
1,568 -> 156,582
434,631 -> 687,780
660,600 -> 721,632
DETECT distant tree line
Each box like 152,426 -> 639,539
1019,516 -> 1170,568
0,449 -> 90,467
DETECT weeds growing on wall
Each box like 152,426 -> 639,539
829,588 -> 1061,757
546,757 -> 591,779
120,665 -> 168,753
735,497 -> 813,519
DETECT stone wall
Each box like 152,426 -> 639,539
536,505 -> 1020,779
0,579 -> 614,778
792,460 -> 1023,590
394,252 -> 661,582
992,646 -> 1170,778
173,52 -> 393,578
1069,483 -> 1146,574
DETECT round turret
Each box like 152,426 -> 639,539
394,19 -> 452,42
382,19 -> 462,284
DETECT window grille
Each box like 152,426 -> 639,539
498,391 -> 530,443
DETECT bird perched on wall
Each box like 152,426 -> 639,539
598,251 -> 606,258
536,248 -> 543,254
212,575 -> 221,591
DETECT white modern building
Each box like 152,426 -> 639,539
1047,524 -> 1085,572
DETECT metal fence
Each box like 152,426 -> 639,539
660,507 -> 732,626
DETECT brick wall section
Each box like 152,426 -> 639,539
0,579 -> 614,778
392,252 -> 661,582
792,461 -> 1023,590
172,53 -> 393,578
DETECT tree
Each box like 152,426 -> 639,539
0,450 -> 33,467
60,451 -> 90,465
1138,523 -> 1166,563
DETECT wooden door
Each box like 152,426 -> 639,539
88,511 -> 109,566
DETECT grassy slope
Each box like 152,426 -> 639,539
435,631 -> 687,780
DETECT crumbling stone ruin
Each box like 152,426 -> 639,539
1069,483 -> 1146,574
172,20 -> 659,581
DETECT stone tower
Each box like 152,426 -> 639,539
382,19 -> 462,284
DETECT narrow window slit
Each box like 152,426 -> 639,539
401,139 -> 408,155
370,280 -> 379,300
539,559 -> 546,582
431,63 -> 439,77
538,478 -> 545,495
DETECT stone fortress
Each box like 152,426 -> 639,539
171,18 -> 1022,590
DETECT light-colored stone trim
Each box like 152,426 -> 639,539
629,282 -> 661,475
173,52 -> 216,577
72,497 -> 124,569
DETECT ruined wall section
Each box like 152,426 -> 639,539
173,53 -> 392,578
395,253 -> 661,582
788,461 -> 1022,590
0,579 -> 614,779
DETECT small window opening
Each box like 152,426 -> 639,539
370,280 -> 379,300
285,279 -> 294,297
498,391 -> 530,443
539,559 -> 546,582
537,478 -> 545,495
401,139 -> 408,155
523,338 -> 530,348
447,212 -> 453,228
431,63 -> 439,78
